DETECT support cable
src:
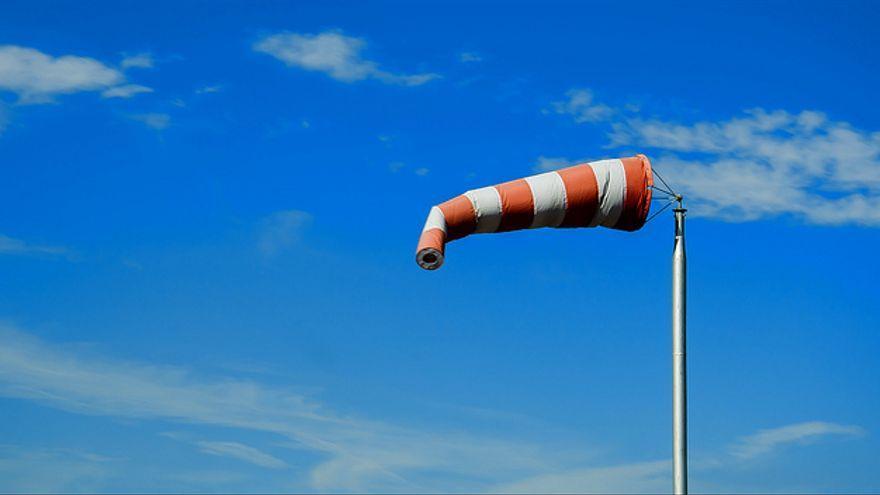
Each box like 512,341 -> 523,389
653,167 -> 677,196
645,199 -> 676,224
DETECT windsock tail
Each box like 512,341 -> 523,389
416,227 -> 445,270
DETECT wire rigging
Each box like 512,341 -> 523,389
645,199 -> 676,224
652,167 -> 677,197
643,164 -> 684,224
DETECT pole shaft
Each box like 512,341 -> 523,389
672,208 -> 688,495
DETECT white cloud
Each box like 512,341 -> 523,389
253,31 -> 439,86
730,421 -> 865,459
459,52 -> 482,63
101,84 -> 153,99
414,167 -> 430,176
550,89 -> 614,123
612,109 -> 880,225
0,45 -> 153,104
0,234 -> 69,257
0,45 -> 125,103
130,113 -> 170,130
533,155 -> 574,173
257,209 -> 312,256
550,89 -> 880,226
120,53 -> 154,70
196,441 -> 287,469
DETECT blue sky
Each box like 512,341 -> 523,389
1,1 -> 879,492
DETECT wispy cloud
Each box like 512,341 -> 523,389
253,31 -> 439,86
196,441 -> 287,469
257,209 -> 312,256
130,112 -> 170,130
730,421 -> 865,459
195,84 -> 222,94
533,155 -> 574,173
491,459 -> 669,494
0,45 -> 150,103
459,51 -> 482,63
0,445 -> 115,493
387,162 -> 430,176
0,325 -> 868,492
0,325 -> 562,492
0,234 -> 69,258
120,52 -> 154,70
550,89 -> 880,226
101,84 -> 153,99
549,89 -> 614,123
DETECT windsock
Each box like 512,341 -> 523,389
416,155 -> 653,270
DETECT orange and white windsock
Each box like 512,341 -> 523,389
416,155 -> 654,270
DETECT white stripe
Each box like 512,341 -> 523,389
525,172 -> 567,228
422,206 -> 447,233
588,159 -> 626,227
465,186 -> 503,233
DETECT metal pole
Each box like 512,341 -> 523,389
672,205 -> 688,495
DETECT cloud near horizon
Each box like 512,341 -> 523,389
551,90 -> 880,226
0,324 -> 866,492
0,324 -> 571,492
253,31 -> 439,86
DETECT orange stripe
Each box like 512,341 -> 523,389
614,155 -> 654,231
495,179 -> 534,231
416,228 -> 446,254
438,195 -> 476,240
558,164 -> 599,227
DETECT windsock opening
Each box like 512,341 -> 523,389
417,248 -> 443,270
416,214 -> 447,269
416,154 -> 653,270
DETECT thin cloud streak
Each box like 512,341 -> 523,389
101,84 -> 153,99
196,441 -> 287,470
0,234 -> 69,258
120,53 -> 154,70
130,113 -> 170,130
0,445 -> 115,493
730,421 -> 865,459
0,326 -> 865,491
0,325 -> 563,492
491,459 -> 669,494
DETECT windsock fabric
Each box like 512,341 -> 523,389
416,155 -> 653,270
